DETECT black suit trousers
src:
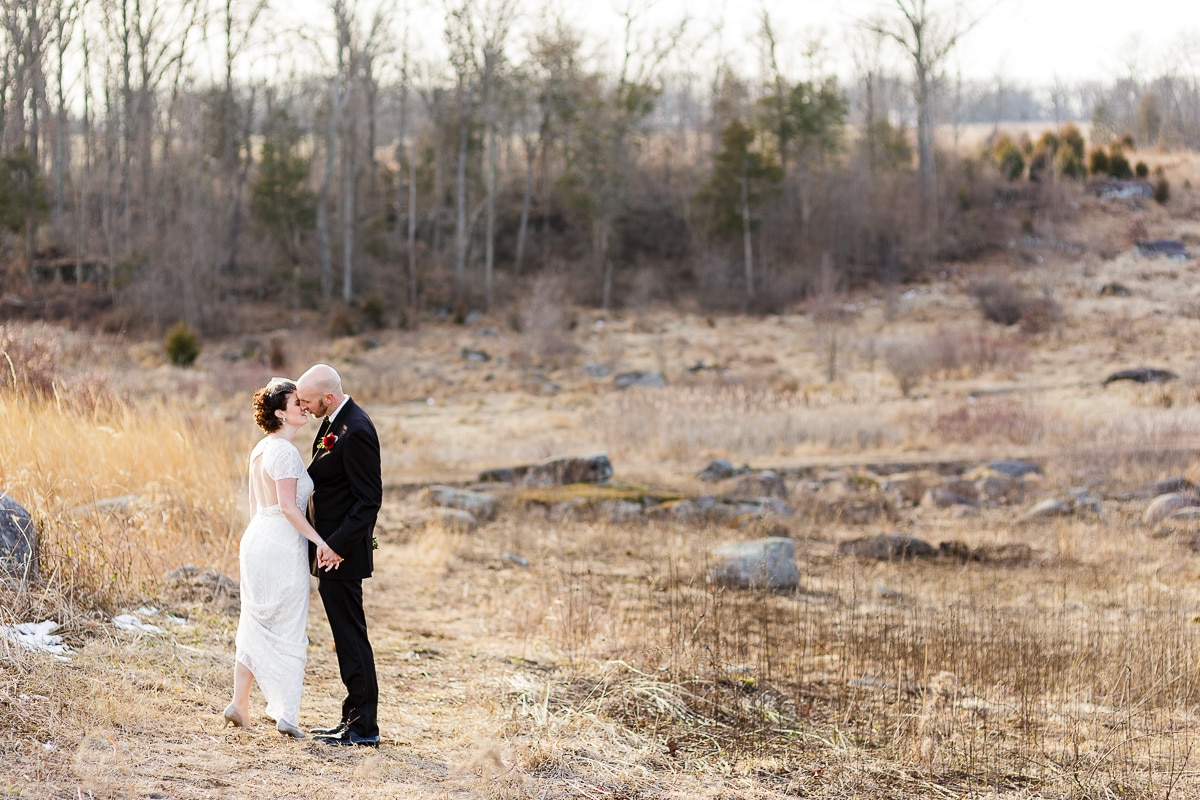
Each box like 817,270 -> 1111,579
318,577 -> 379,738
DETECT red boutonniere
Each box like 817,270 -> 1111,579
319,433 -> 338,452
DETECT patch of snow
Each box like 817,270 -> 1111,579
1,621 -> 71,661
112,615 -> 165,635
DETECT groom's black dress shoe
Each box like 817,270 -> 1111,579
310,721 -> 348,737
317,730 -> 380,748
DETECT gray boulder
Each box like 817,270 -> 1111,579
583,362 -> 612,378
1134,476 -> 1194,499
162,565 -> 239,613
976,475 -> 1020,504
613,371 -> 666,390
1167,507 -> 1200,523
1104,367 -> 1177,386
521,454 -> 613,487
986,460 -> 1042,478
1069,489 -> 1103,517
697,459 -> 748,481
0,492 -> 38,582
727,496 -> 794,519
1021,498 -> 1073,521
837,534 -> 937,561
1144,492 -> 1200,525
477,466 -> 520,483
711,537 -> 798,591
647,496 -> 720,522
880,474 -> 928,507
924,485 -> 977,508
601,500 -> 645,523
425,485 -> 500,521
726,471 -> 789,500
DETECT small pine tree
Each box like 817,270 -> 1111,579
1028,147 -> 1054,182
993,136 -> 1025,181
1154,177 -> 1170,204
1059,124 -> 1086,159
697,119 -> 783,235
164,321 -> 200,367
1109,150 -> 1133,180
1135,161 -> 1149,178
1089,148 -> 1110,176
0,148 -> 49,234
1055,148 -> 1085,180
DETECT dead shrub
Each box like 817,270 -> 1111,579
931,397 -> 1048,445
1018,296 -> 1062,335
519,270 -> 578,368
881,336 -> 934,397
926,327 -> 1030,376
0,325 -> 58,398
970,279 -> 1030,326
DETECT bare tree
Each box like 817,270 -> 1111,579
48,0 -> 81,241
865,0 -> 987,239
513,15 -> 584,278
215,0 -> 268,276
394,10 -> 417,309
442,0 -> 519,309
570,2 -> 686,309
313,0 -> 390,306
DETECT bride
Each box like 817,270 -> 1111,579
224,378 -> 341,738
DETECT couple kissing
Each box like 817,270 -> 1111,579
223,363 -> 382,747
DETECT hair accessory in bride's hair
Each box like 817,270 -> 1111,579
265,377 -> 294,395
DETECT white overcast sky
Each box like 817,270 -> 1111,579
276,0 -> 1199,86
574,0 -> 1199,83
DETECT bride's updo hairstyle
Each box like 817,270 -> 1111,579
253,378 -> 296,433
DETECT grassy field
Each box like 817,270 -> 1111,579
6,164 -> 1200,797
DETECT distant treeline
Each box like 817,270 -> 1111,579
0,1 -> 1191,333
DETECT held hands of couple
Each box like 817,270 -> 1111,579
316,542 -> 343,571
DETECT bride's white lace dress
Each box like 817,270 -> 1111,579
236,435 -> 313,728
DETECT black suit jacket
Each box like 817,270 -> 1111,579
308,398 -> 383,580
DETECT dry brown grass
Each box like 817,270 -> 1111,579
0,391 -> 244,615
10,165 -> 1200,796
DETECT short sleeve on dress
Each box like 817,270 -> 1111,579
262,439 -> 307,482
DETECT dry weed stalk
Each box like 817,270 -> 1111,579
915,670 -> 957,776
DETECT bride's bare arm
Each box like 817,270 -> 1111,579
273,476 -> 336,556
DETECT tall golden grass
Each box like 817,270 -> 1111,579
2,391 -> 245,614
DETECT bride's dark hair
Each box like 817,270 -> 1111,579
252,378 -> 296,433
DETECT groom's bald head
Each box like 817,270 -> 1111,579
296,363 -> 345,417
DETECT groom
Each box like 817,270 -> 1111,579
296,363 -> 383,747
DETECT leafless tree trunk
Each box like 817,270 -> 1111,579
444,0 -> 519,309
483,48 -> 498,307
866,0 -> 986,239
50,0 -> 80,242
395,42 -> 413,307
220,0 -> 267,276
340,108 -> 356,305
513,136 -> 534,277
740,170 -> 753,300
23,0 -> 48,280
315,0 -> 389,306
587,3 -> 686,309
445,5 -> 474,307
425,86 -> 446,266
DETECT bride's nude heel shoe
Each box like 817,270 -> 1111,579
276,720 -> 306,739
223,704 -> 252,729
